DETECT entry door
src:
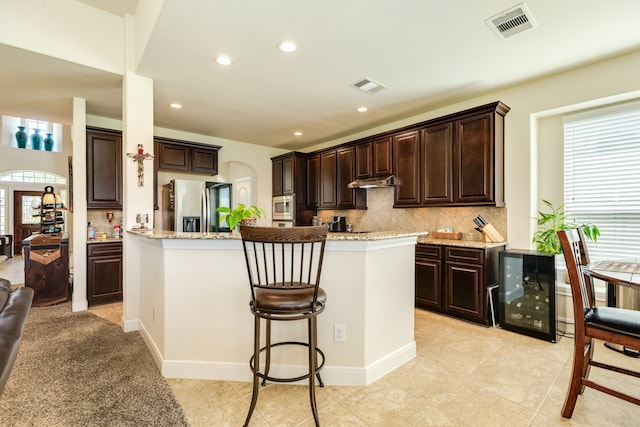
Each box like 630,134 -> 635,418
13,191 -> 42,255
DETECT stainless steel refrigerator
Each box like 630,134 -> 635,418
162,179 -> 232,232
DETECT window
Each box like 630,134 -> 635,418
25,119 -> 51,137
563,101 -> 640,260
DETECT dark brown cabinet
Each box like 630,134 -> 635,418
393,131 -> 421,206
355,136 -> 392,179
87,242 -> 123,306
156,137 -> 221,175
86,127 -> 122,209
320,150 -> 337,208
272,152 -> 303,196
421,122 -> 453,204
416,243 -> 504,325
306,154 -> 320,208
304,148 -> 364,210
454,111 -> 499,204
22,234 -> 69,307
393,101 -> 508,208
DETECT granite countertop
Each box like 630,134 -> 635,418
417,236 -> 507,249
127,229 -> 427,241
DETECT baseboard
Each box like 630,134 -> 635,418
157,340 -> 417,387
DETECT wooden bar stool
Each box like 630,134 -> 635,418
239,226 -> 328,426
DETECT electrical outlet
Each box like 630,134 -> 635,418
334,324 -> 346,343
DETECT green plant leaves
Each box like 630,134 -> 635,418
532,199 -> 599,253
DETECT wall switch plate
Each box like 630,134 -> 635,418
334,324 -> 346,342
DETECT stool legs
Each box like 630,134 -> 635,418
308,316 -> 320,426
245,314 -> 324,426
244,315 -> 261,427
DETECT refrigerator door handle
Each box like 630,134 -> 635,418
202,189 -> 210,232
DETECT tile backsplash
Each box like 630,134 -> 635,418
87,210 -> 123,237
316,187 -> 507,241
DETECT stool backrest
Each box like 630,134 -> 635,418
239,226 -> 328,304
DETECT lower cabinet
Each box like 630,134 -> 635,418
416,243 -> 504,325
87,242 -> 123,307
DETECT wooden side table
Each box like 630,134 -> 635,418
22,234 -> 69,307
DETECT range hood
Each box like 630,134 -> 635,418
347,175 -> 398,189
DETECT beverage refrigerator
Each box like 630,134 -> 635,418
162,179 -> 232,232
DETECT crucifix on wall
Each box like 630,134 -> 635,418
127,144 -> 154,187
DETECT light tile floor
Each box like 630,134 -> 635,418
2,257 -> 639,426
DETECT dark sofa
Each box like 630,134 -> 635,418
0,279 -> 33,395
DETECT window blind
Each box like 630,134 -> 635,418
563,101 -> 640,260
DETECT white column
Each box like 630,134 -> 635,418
122,14 -> 155,331
71,97 -> 88,312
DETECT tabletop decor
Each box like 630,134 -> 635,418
216,204 -> 266,230
30,128 -> 42,150
127,144 -> 154,187
15,126 -> 27,148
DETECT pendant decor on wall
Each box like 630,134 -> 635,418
30,128 -> 42,150
15,126 -> 27,148
44,133 -> 54,151
127,144 -> 154,187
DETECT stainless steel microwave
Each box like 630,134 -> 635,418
272,195 -> 294,221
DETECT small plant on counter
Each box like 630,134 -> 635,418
532,199 -> 600,254
216,204 -> 267,230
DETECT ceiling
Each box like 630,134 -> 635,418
2,0 -> 640,150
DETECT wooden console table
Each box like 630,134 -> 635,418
22,234 -> 69,307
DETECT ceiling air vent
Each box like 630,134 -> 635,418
485,2 -> 538,40
351,77 -> 387,95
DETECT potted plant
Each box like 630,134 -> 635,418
216,204 -> 267,230
532,199 -> 600,254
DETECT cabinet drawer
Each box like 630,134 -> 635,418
416,244 -> 441,258
87,242 -> 123,257
445,247 -> 483,264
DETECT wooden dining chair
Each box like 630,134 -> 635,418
239,225 -> 328,427
557,228 -> 640,418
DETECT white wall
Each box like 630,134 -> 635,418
307,50 -> 640,251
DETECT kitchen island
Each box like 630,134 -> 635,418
124,229 -> 422,386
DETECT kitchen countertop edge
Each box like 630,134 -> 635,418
417,237 -> 507,249
127,229 -> 427,241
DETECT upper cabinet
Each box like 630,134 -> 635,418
272,152 -> 306,197
393,101 -> 509,208
156,137 -> 221,175
86,127 -> 122,210
355,136 -> 392,179
392,131 -> 421,206
306,154 -> 320,208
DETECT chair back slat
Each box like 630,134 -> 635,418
240,226 -> 328,303
558,228 -> 595,332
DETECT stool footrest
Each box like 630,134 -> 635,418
249,340 -> 325,384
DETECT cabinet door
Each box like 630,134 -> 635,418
87,243 -> 123,306
282,156 -> 295,195
356,142 -> 373,178
320,150 -> 337,208
306,154 -> 320,208
158,142 -> 190,171
393,131 -> 420,206
86,128 -> 122,209
373,136 -> 392,176
454,112 -> 494,204
191,147 -> 218,174
416,257 -> 442,310
337,147 -> 356,207
421,123 -> 453,204
445,261 -> 484,323
272,159 -> 284,196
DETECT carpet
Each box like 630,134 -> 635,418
0,303 -> 190,426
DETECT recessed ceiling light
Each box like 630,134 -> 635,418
357,106 -> 368,112
294,131 -> 303,136
169,103 -> 183,109
215,55 -> 232,66
277,40 -> 297,53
